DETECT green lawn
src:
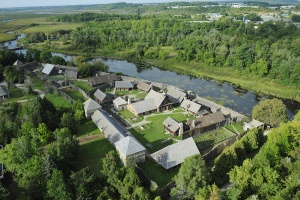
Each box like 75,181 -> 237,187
30,76 -> 45,90
225,121 -> 245,135
76,138 -> 115,177
61,88 -> 86,102
3,88 -> 29,102
45,93 -> 72,110
115,89 -> 147,99
72,81 -> 94,93
119,110 -> 144,124
138,158 -> 178,188
77,119 -> 101,138
129,113 -> 186,153
194,128 -> 236,151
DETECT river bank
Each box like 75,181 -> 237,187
31,45 -> 300,102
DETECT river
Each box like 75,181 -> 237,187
3,35 -> 300,119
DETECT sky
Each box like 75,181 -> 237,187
0,0 -> 198,8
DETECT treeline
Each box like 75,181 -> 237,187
67,18 -> 300,87
49,12 -> 139,23
228,112 -> 300,199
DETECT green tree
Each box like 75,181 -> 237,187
40,51 -> 53,63
37,123 -> 52,144
47,169 -> 71,200
252,99 -> 287,127
60,113 -> 77,135
0,182 -> 10,200
51,56 -> 66,65
171,154 -> 210,199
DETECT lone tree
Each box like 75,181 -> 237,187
171,154 -> 210,199
252,98 -> 287,127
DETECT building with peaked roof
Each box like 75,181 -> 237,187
83,98 -> 102,118
64,69 -> 78,79
163,117 -> 188,136
13,60 -> 23,66
243,119 -> 264,131
91,109 -> 129,144
113,97 -> 128,111
94,89 -> 112,104
115,81 -> 134,91
181,99 -> 202,116
137,81 -> 152,93
115,136 -> 146,166
127,90 -> 172,116
42,63 -> 56,75
18,61 -> 41,72
151,137 -> 200,169
88,74 -> 120,87
188,111 -> 226,133
0,86 -> 9,99
166,87 -> 186,105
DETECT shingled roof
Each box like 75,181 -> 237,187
113,97 -> 127,106
0,86 -> 9,97
64,69 -> 78,79
19,61 -> 41,72
115,136 -> 145,157
163,117 -> 180,133
88,74 -> 120,86
151,137 -> 200,169
83,98 -> 102,113
13,60 -> 23,66
94,89 -> 108,102
91,109 -> 128,144
181,99 -> 201,114
115,81 -> 134,89
137,82 -> 151,93
188,111 -> 225,129
42,64 -> 55,75
130,99 -> 157,115
145,90 -> 166,108
166,87 -> 186,104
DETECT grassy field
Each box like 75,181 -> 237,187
116,89 -> 147,99
72,81 -> 94,93
77,119 -> 101,138
138,158 -> 178,188
76,138 -> 115,177
225,121 -> 244,135
129,113 -> 186,153
3,88 -> 28,102
119,110 -> 144,124
61,87 -> 86,102
44,93 -> 72,109
194,128 -> 236,151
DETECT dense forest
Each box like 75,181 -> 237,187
60,16 -> 300,88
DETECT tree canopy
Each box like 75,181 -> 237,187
252,98 -> 288,127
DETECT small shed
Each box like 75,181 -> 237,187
163,117 -> 186,136
243,119 -> 264,131
0,86 -> 9,99
113,97 -> 128,111
115,136 -> 146,166
115,81 -> 134,91
13,60 -> 23,66
94,89 -> 112,104
42,64 -> 56,75
64,69 -> 78,79
181,99 -> 202,116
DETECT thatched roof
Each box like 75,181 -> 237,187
188,111 -> 225,129
88,74 -> 120,86
137,82 -> 151,93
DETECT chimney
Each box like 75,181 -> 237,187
128,98 -> 131,105
192,120 -> 196,128
179,123 -> 183,136
150,83 -> 153,89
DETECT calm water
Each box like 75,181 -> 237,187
5,38 -> 300,119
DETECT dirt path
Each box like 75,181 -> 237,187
78,134 -> 104,144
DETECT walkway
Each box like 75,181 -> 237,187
78,134 -> 104,145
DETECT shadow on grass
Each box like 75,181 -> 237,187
77,119 -> 101,138
76,138 -> 115,178
138,158 -> 178,188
